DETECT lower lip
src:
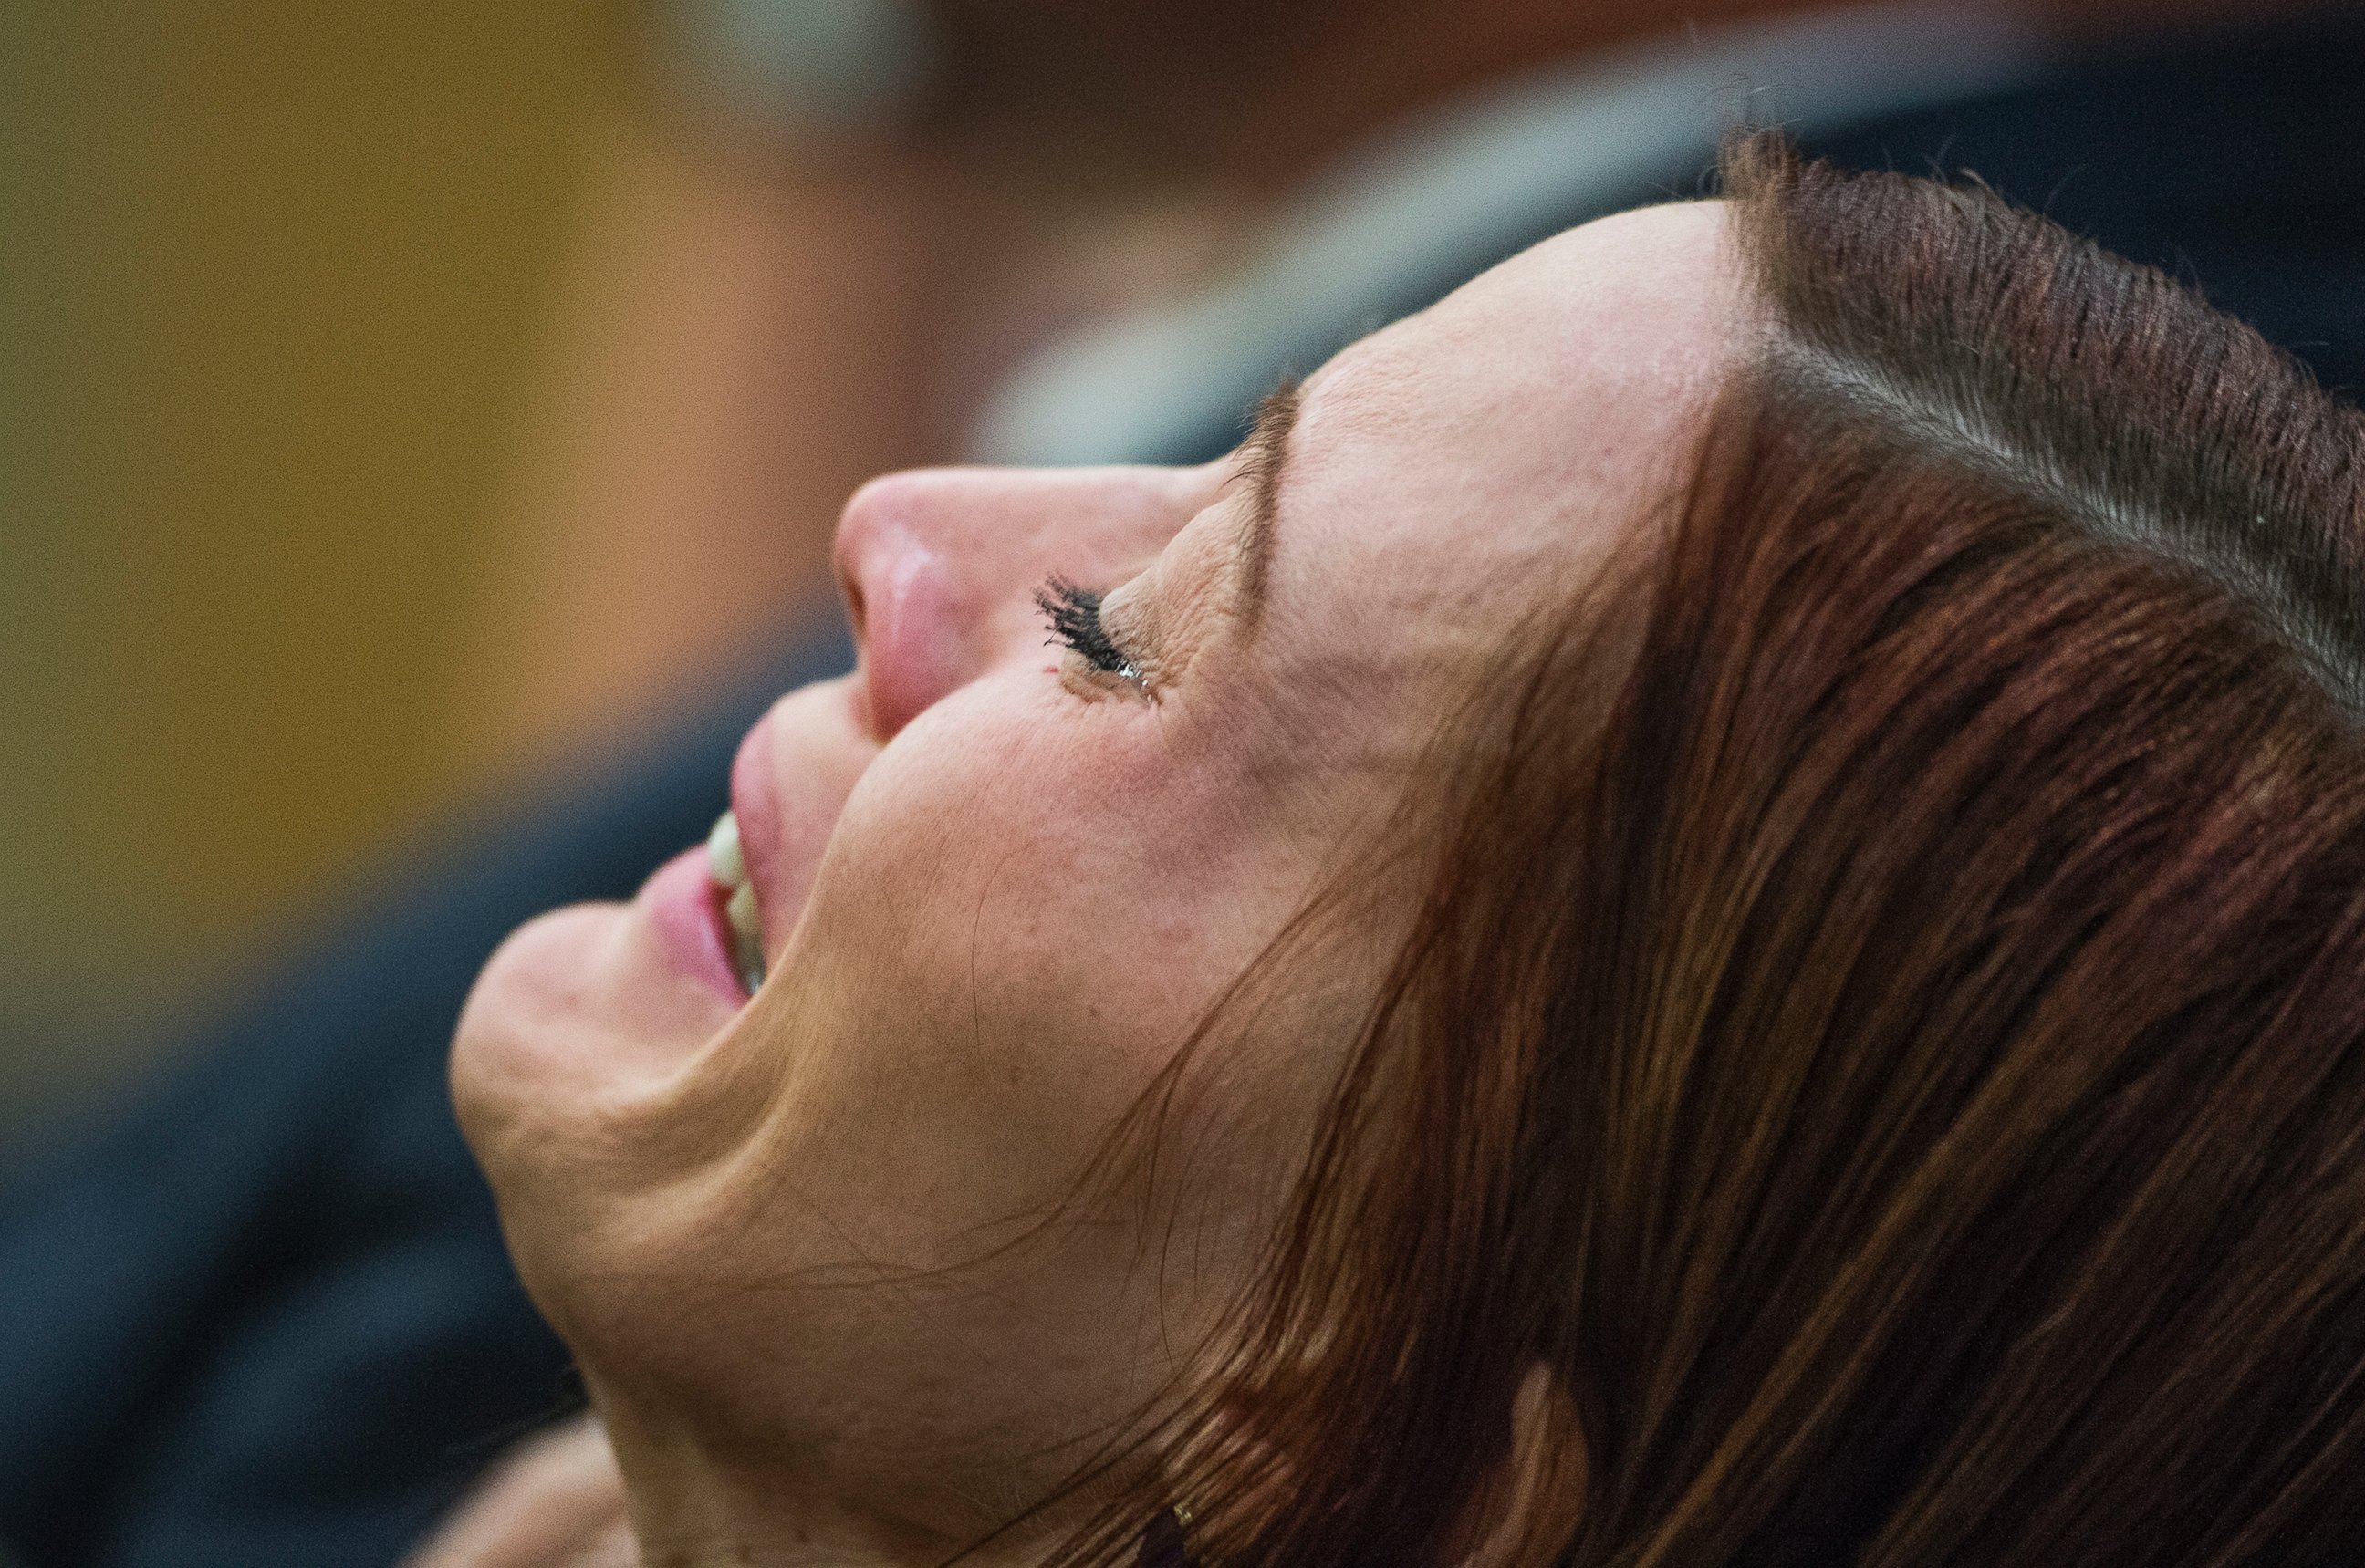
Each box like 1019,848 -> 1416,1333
641,846 -> 745,1004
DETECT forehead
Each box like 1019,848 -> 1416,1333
1268,201 -> 1741,645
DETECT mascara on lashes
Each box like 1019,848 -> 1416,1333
1036,576 -> 1146,689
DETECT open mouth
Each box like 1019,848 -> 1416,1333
705,810 -> 767,995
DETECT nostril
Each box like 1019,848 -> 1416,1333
835,472 -> 915,647
839,555 -> 868,643
837,466 -> 1053,741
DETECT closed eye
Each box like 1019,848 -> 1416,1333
1037,576 -> 1148,693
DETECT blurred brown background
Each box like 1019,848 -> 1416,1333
2,2 -> 617,1115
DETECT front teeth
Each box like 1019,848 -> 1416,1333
707,811 -> 766,994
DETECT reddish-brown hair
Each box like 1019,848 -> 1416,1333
1044,136 -> 2365,1565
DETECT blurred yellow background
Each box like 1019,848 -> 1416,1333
2,2 -> 616,1116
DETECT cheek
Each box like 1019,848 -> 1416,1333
828,696 -> 1250,1042
773,691 -> 1285,1217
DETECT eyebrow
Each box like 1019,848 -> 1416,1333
1231,376 -> 1304,632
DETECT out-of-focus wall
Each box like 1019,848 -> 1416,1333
1,3 -> 611,1119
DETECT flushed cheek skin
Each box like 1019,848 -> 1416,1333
752,689 -> 1318,1303
787,679 -> 1310,1183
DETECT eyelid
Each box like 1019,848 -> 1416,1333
1034,485 -> 1248,703
1062,654 -> 1151,701
1037,576 -> 1154,698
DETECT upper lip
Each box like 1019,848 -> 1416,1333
727,709 -> 785,968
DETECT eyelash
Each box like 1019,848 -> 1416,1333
1036,576 -> 1146,691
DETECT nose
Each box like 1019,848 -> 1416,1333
834,464 -> 1215,740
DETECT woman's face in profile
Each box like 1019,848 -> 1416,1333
452,201 -> 1737,1549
